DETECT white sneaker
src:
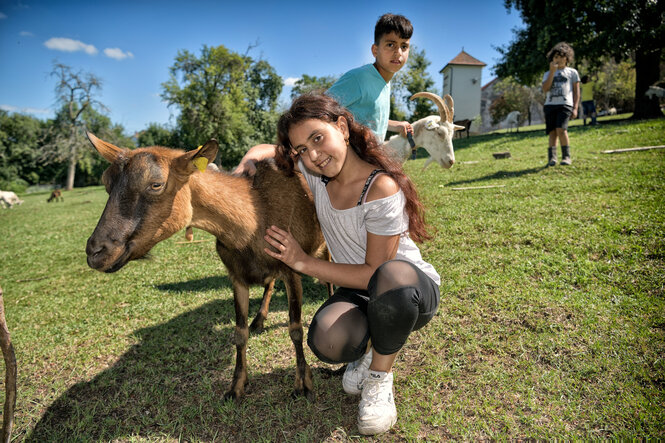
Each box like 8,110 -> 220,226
357,370 -> 397,435
342,349 -> 372,395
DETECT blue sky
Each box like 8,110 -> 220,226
0,0 -> 524,134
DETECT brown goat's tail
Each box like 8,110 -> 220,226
0,286 -> 16,443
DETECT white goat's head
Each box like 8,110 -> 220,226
410,92 -> 465,169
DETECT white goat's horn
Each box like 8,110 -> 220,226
410,92 -> 451,123
443,95 -> 455,123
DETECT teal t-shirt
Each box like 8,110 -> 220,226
327,64 -> 391,141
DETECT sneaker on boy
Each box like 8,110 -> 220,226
357,370 -> 397,435
342,349 -> 373,395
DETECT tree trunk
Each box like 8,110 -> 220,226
632,48 -> 664,119
65,157 -> 76,190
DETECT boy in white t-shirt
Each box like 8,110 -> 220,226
542,42 -> 580,166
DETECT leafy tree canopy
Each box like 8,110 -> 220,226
290,74 -> 337,99
391,46 -> 438,122
495,0 -> 664,118
161,45 -> 283,167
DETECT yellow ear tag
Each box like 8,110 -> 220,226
193,156 -> 209,172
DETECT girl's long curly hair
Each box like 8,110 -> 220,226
275,92 -> 431,243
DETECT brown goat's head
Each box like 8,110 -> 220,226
85,132 -> 218,273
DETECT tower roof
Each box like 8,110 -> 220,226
440,50 -> 486,73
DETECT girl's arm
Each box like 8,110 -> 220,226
264,174 -> 402,289
265,227 -> 399,289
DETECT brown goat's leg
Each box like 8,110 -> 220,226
284,273 -> 314,401
0,286 -> 17,443
249,280 -> 275,334
224,282 -> 250,402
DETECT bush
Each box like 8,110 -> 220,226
0,178 -> 28,193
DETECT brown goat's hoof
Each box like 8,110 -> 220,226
291,388 -> 315,402
223,391 -> 242,404
249,316 -> 266,334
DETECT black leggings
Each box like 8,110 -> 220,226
307,260 -> 440,364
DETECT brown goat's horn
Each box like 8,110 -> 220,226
443,95 -> 455,123
410,92 -> 451,123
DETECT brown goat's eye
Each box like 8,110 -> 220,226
150,182 -> 164,191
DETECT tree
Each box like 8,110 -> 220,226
495,0 -> 664,119
138,123 -> 175,147
490,77 -> 544,125
40,62 -> 108,190
0,110 -> 46,192
593,59 -> 636,112
290,74 -> 337,99
161,45 -> 283,167
391,46 -> 437,122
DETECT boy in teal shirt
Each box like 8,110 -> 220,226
327,13 -> 413,142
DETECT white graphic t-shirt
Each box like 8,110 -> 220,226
543,67 -> 580,107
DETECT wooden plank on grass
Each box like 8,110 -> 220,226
602,145 -> 665,154
451,185 -> 506,191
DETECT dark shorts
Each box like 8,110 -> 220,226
582,100 -> 596,116
544,104 -> 573,134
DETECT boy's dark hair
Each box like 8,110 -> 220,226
547,42 -> 575,65
581,75 -> 589,83
374,13 -> 413,44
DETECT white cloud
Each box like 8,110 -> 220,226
44,37 -> 98,55
284,77 -> 300,87
103,47 -> 134,60
20,31 -> 34,37
1,104 -> 51,115
0,12 -> 7,19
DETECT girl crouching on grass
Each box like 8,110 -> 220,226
235,93 -> 440,435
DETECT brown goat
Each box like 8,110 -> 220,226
47,189 -> 63,202
85,132 -> 329,401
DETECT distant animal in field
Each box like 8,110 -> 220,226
645,85 -> 665,99
0,191 -> 23,209
502,111 -> 521,132
47,189 -> 63,203
453,119 -> 472,139
85,132 -> 332,402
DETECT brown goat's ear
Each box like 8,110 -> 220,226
175,139 -> 219,175
87,132 -> 125,163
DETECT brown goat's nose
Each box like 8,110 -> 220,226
86,236 -> 111,270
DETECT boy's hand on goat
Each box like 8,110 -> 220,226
264,225 -> 308,272
391,121 -> 413,138
232,159 -> 257,177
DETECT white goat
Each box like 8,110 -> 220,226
0,191 -> 24,209
645,85 -> 665,99
503,111 -> 521,132
384,92 -> 464,169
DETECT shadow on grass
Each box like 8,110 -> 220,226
28,279 -> 339,441
446,165 -> 547,187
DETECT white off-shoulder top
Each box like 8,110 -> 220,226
299,160 -> 441,286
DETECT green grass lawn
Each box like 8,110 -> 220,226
1,117 -> 664,441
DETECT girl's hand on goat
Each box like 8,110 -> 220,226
264,225 -> 308,272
